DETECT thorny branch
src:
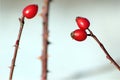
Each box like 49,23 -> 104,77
87,28 -> 120,71
9,16 -> 25,80
40,0 -> 51,80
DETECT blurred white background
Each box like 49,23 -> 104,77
0,0 -> 120,80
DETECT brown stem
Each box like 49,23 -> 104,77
9,16 -> 25,80
40,0 -> 51,80
87,28 -> 120,71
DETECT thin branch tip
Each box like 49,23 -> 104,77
9,16 -> 25,80
87,28 -> 120,71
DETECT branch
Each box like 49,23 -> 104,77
9,16 -> 25,80
40,0 -> 51,80
87,28 -> 120,71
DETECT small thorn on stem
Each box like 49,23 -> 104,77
15,40 -> 19,45
8,66 -> 12,69
39,13 -> 43,17
106,56 -> 111,60
47,70 -> 50,73
37,56 -> 43,60
13,45 -> 16,47
47,41 -> 51,45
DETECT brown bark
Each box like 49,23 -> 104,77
41,0 -> 51,80
9,16 -> 25,80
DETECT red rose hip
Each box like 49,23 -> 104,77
76,17 -> 90,30
22,4 -> 38,19
71,29 -> 87,41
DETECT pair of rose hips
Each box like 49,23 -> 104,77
71,17 -> 90,41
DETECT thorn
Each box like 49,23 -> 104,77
19,18 -> 21,21
13,45 -> 20,49
19,17 -> 24,24
47,70 -> 50,73
14,64 -> 16,67
13,45 -> 16,47
37,56 -> 43,60
106,56 -> 111,60
106,56 -> 112,63
15,40 -> 19,45
47,41 -> 51,45
8,66 -> 11,69
39,13 -> 43,17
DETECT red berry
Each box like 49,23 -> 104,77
71,29 -> 87,41
22,4 -> 38,19
76,17 -> 90,30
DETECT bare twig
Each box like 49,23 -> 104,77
87,28 -> 120,71
40,0 -> 51,80
9,16 -> 25,80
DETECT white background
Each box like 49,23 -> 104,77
0,0 -> 120,80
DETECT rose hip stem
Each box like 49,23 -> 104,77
40,0 -> 51,80
87,28 -> 120,71
9,16 -> 25,80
